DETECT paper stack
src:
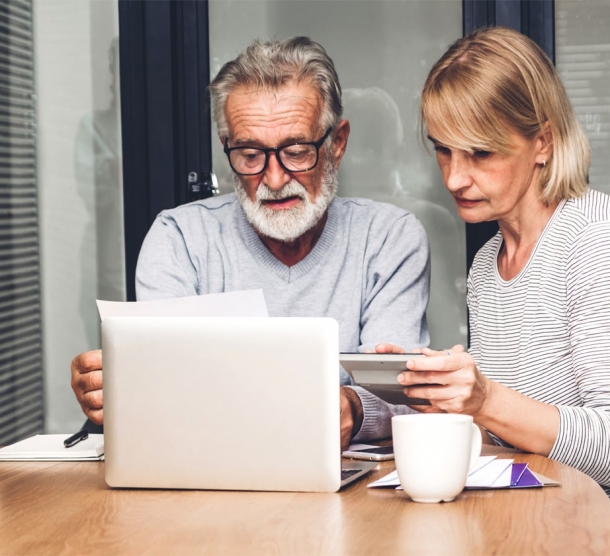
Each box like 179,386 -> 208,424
465,456 -> 548,489
368,456 -> 559,490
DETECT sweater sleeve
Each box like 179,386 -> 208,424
135,212 -> 200,301
550,221 -> 610,488
350,386 -> 418,441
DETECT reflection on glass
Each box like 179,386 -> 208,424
75,37 -> 126,346
339,87 -> 467,347
556,0 -> 610,194
209,0 -> 466,347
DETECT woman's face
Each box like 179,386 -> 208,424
427,125 -> 549,224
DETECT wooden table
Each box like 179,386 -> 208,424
1,447 -> 609,555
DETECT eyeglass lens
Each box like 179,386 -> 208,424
229,144 -> 318,175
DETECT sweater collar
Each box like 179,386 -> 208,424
236,197 -> 339,282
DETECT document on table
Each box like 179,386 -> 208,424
96,289 -> 269,320
367,456 -> 559,490
466,458 -> 514,488
0,434 -> 104,461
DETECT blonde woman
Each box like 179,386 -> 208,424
384,26 -> 610,495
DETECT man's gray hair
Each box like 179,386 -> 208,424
208,37 -> 343,137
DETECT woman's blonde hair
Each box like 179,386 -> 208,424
420,26 -> 590,204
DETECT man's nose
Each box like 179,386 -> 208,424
262,152 -> 291,191
445,153 -> 473,192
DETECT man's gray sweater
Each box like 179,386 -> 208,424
136,193 -> 429,439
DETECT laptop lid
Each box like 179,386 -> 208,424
103,316 -> 355,492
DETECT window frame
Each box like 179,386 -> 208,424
118,0 -> 555,296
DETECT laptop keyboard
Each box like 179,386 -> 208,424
341,469 -> 361,481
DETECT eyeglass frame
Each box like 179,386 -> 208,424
223,127 -> 334,176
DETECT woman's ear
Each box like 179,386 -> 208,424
535,121 -> 554,165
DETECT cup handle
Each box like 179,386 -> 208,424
469,424 -> 483,471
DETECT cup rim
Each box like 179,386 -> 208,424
391,413 -> 473,424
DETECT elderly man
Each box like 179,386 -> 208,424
71,37 -> 430,449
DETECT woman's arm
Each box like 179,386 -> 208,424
398,219 -> 610,487
397,347 -> 560,456
550,221 -> 610,487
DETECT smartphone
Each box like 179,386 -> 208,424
342,445 -> 394,462
340,353 -> 431,405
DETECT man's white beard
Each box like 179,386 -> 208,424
234,156 -> 338,243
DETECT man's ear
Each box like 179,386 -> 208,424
535,121 -> 553,164
331,119 -> 350,167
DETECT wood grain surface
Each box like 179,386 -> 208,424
1,448 -> 609,555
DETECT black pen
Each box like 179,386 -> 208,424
64,429 -> 88,448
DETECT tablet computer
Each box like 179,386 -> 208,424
340,353 -> 431,405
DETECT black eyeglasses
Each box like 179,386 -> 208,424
223,127 -> 333,176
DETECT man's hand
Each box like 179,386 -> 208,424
70,350 -> 104,424
374,343 -> 407,354
340,386 -> 364,451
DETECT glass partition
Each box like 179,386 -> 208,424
35,0 -> 124,432
209,0 -> 466,349
556,0 -> 610,195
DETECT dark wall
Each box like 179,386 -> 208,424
119,0 -> 213,301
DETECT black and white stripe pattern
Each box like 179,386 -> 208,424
468,189 -> 610,496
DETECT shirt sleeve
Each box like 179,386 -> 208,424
466,269 -> 479,359
550,221 -> 610,488
135,212 -> 200,300
468,274 -> 518,451
351,210 -> 431,440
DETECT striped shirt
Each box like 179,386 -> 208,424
468,188 -> 610,496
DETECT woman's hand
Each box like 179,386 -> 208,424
396,345 -> 492,417
391,345 -> 559,456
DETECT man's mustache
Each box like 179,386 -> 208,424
256,182 -> 307,202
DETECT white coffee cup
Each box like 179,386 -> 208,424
391,414 -> 482,503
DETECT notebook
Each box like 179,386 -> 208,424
102,316 -> 375,492
0,434 -> 104,461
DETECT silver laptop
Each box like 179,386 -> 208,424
102,316 -> 375,492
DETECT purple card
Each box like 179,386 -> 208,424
510,463 -> 528,486
513,466 -> 543,488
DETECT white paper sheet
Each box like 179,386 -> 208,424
0,434 -> 104,461
468,455 -> 497,475
96,290 -> 268,320
490,463 -> 513,488
465,458 -> 514,488
367,456 -> 513,490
